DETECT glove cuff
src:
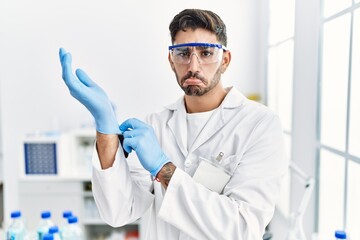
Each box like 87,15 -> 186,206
150,154 -> 170,177
95,111 -> 121,134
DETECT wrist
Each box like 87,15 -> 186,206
155,162 -> 176,189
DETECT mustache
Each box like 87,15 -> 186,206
181,72 -> 206,84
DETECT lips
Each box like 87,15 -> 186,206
182,78 -> 205,87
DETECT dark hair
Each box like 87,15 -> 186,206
169,9 -> 227,46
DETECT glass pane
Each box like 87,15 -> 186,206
322,0 -> 351,18
268,0 -> 295,44
276,134 -> 291,217
267,47 -> 278,111
266,41 -> 294,132
320,14 -> 350,151
349,9 -> 360,157
346,160 -> 360,240
318,149 -> 345,239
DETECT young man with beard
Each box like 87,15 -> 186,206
59,8 -> 287,240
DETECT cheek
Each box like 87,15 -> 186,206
204,65 -> 221,79
172,68 -> 184,83
173,66 -> 186,77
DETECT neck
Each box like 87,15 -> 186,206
184,84 -> 228,113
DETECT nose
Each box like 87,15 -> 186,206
188,52 -> 201,71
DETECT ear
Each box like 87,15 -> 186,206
220,50 -> 231,73
168,52 -> 176,72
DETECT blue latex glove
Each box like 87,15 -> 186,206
59,48 -> 120,134
120,118 -> 170,176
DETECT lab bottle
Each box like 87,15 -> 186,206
6,211 -> 26,240
61,216 -> 83,240
59,211 -> 72,238
335,230 -> 347,239
37,211 -> 54,240
48,226 -> 61,240
41,234 -> 53,240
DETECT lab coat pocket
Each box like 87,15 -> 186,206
214,154 -> 241,175
193,157 -> 232,193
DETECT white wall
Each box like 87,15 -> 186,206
0,0 -> 263,223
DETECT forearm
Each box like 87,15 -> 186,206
156,162 -> 176,189
96,132 -> 119,169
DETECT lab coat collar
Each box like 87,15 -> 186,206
165,87 -> 246,158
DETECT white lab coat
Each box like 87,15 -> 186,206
92,87 -> 287,240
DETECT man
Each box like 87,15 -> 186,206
60,9 -> 287,240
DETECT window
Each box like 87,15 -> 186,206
266,0 -> 295,218
318,2 -> 360,239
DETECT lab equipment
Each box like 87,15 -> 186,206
48,226 -> 61,240
37,211 -> 54,240
23,136 -> 58,175
120,118 -> 170,176
6,211 -> 26,240
335,230 -> 347,239
59,210 -> 72,238
169,42 -> 227,65
61,216 -> 83,240
22,132 -> 74,177
286,162 -> 315,240
59,48 -> 120,134
42,234 -> 53,240
22,130 -> 97,178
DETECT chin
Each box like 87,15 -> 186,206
183,86 -> 207,96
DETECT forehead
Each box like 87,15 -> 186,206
173,28 -> 219,45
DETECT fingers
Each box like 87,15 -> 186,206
59,48 -> 75,86
59,48 -> 99,90
75,69 -> 97,87
122,137 -> 136,154
122,130 -> 133,139
59,48 -> 67,61
122,128 -> 142,139
119,118 -> 148,132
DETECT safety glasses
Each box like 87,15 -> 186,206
169,42 -> 227,65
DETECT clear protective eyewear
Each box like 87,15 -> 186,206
169,42 -> 227,65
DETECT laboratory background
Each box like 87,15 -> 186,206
0,0 -> 359,239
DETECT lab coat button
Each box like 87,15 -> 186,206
185,161 -> 192,167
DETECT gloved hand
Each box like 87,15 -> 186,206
59,48 -> 120,134
120,118 -> 170,176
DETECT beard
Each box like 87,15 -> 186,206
176,67 -> 222,96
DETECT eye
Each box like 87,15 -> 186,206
201,49 -> 214,58
174,48 -> 190,58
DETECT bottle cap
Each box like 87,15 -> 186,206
68,216 -> 78,224
335,230 -> 346,239
49,226 -> 59,234
42,233 -> 54,240
41,211 -> 51,219
63,210 -> 72,218
10,211 -> 21,218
